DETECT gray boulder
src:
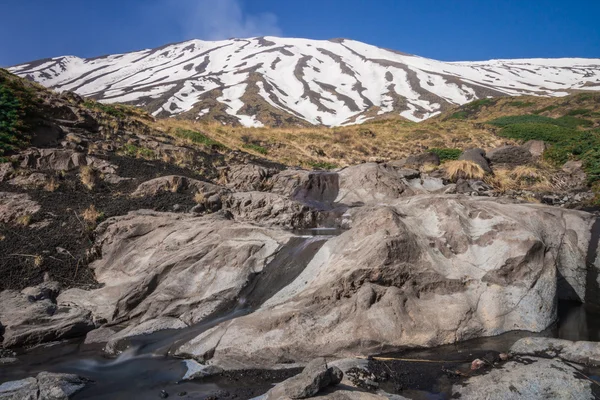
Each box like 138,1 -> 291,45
265,358 -> 343,399
226,163 -> 280,192
335,163 -> 420,205
523,140 -> 547,158
510,337 -> 600,365
0,288 -> 94,348
271,169 -> 339,206
224,192 -> 319,229
404,152 -> 440,168
0,372 -> 87,400
487,145 -> 533,166
459,148 -> 491,173
452,357 -> 593,399
0,192 -> 40,224
131,175 -> 227,199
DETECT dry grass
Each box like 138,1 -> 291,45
44,177 -> 59,192
194,191 -> 206,204
79,166 -> 97,190
445,160 -> 486,182
82,205 -> 104,225
420,163 -> 439,173
485,166 -> 553,192
16,214 -> 32,226
153,117 -> 507,169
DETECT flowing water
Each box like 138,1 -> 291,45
2,228 -> 600,399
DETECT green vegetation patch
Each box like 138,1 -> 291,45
507,101 -> 535,108
429,148 -> 461,162
532,105 -> 558,115
489,114 -> 593,129
308,161 -> 338,170
0,69 -> 39,158
490,114 -> 600,197
447,98 -> 498,120
83,101 -> 133,119
174,128 -> 226,150
120,144 -> 156,159
566,108 -> 593,116
242,143 -> 268,155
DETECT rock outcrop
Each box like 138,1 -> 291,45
510,337 -> 600,365
0,282 -> 94,348
459,148 -> 492,173
452,357 -> 594,400
175,195 -> 599,368
57,210 -> 294,348
335,163 -> 420,205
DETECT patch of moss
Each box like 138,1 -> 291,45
429,148 -> 461,161
174,128 -> 226,150
242,143 -> 268,155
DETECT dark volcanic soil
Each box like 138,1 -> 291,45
0,155 -> 211,291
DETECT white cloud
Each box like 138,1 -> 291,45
169,0 -> 282,40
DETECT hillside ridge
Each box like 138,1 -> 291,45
9,36 -> 600,127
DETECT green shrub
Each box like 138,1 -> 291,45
242,143 -> 268,155
174,128 -> 226,150
488,115 -> 557,127
308,161 -> 338,170
429,148 -> 461,161
489,114 -> 593,129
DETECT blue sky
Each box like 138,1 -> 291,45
1,0 -> 599,66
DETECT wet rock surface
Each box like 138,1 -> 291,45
452,357 -> 594,399
0,372 -> 87,400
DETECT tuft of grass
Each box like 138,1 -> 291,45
79,166 -> 96,190
82,205 -> 104,225
194,192 -> 206,204
429,148 -> 461,162
445,160 -> 486,182
44,177 -> 59,192
16,214 -> 32,226
242,143 -> 268,155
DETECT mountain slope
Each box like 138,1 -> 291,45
9,37 -> 600,127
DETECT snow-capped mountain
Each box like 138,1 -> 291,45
9,37 -> 600,126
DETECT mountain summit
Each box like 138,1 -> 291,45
9,37 -> 600,126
